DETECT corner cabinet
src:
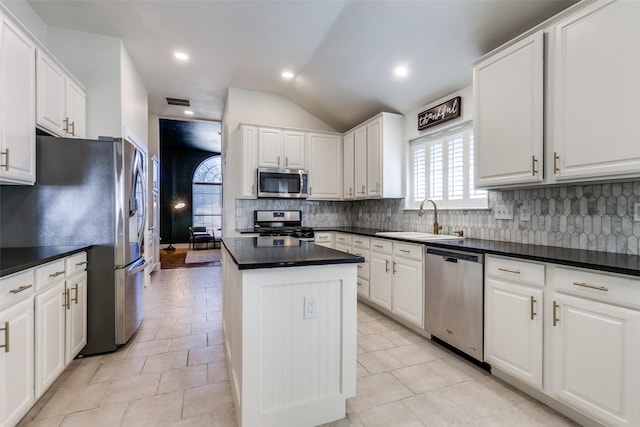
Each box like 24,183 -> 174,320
307,133 -> 342,200
474,31 -> 544,188
36,49 -> 86,139
548,0 -> 640,182
0,13 -> 36,185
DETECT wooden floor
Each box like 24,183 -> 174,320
159,247 -> 221,269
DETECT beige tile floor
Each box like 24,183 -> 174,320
18,266 -> 579,427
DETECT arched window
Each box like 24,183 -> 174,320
192,156 -> 222,231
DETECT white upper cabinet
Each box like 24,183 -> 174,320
0,14 -> 36,185
353,125 -> 367,199
366,118 -> 382,197
474,32 -> 544,188
257,128 -> 306,169
307,133 -> 342,200
548,0 -> 640,182
36,49 -> 86,139
343,131 -> 355,200
240,125 -> 258,198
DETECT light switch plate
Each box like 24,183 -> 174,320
494,204 -> 514,220
634,203 -> 640,222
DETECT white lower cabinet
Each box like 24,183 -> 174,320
369,240 -> 392,310
34,282 -> 66,398
65,271 -> 87,364
0,298 -> 35,427
551,292 -> 640,427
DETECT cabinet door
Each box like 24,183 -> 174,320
241,125 -> 258,198
0,17 -> 36,185
258,127 -> 284,168
366,118 -> 382,197
484,279 -> 543,388
65,272 -> 87,364
283,130 -> 306,169
552,293 -> 640,427
308,133 -> 341,200
65,79 -> 86,138
392,257 -> 424,327
35,282 -> 66,398
0,298 -> 35,427
343,132 -> 355,200
369,252 -> 392,310
36,50 -> 66,137
474,32 -> 544,188
550,0 -> 640,182
354,126 -> 367,199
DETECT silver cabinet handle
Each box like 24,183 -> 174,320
69,121 -> 75,136
357,282 -> 362,286
63,290 -> 70,310
531,155 -> 538,176
9,284 -> 32,294
361,185 -> 365,194
63,117 -> 69,133
392,261 -> 397,274
0,322 -> 9,353
0,148 -> 8,170
572,282 -> 608,292
71,284 -> 79,304
498,267 -> 521,274
553,152 -> 560,174
277,156 -> 281,166
399,249 -> 411,254
385,259 -> 389,273
374,244 -> 383,249
553,301 -> 559,326
75,261 -> 88,266
530,296 -> 537,320
285,157 -> 288,167
49,271 -> 65,278
357,265 -> 362,269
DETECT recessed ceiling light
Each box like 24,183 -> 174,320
394,65 -> 408,77
184,110 -> 194,115
282,71 -> 295,79
174,51 -> 189,61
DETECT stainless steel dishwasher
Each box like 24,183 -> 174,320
425,247 -> 484,362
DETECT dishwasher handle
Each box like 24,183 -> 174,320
426,247 -> 481,263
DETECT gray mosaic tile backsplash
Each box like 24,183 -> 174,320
237,180 -> 640,255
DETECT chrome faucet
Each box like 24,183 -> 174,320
418,198 -> 443,235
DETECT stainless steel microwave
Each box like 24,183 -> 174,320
257,167 -> 308,198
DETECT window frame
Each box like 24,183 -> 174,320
192,156 -> 223,230
406,121 -> 488,210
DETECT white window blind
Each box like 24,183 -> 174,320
408,122 -> 488,210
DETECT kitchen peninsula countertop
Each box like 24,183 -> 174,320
0,245 -> 92,277
222,236 -> 364,270
317,227 -> 640,277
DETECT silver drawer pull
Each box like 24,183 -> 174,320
374,244 -> 384,249
357,265 -> 362,269
9,284 -> 32,294
1,322 -> 9,353
399,249 -> 411,253
530,296 -> 537,320
357,282 -> 362,286
75,261 -> 88,266
354,240 -> 362,244
573,282 -> 608,292
49,270 -> 65,278
498,267 -> 521,274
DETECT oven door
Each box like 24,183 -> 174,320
257,167 -> 308,198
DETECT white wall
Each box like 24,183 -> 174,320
222,87 -> 336,236
121,46 -> 148,150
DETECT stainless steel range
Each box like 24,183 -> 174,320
253,210 -> 315,241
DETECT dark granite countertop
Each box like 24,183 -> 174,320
1,245 -> 92,277
222,236 -> 364,270
317,227 -> 640,278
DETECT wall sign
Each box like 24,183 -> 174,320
418,96 -> 461,131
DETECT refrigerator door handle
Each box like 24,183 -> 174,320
125,258 -> 148,275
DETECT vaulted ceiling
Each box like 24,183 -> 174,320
27,0 -> 577,132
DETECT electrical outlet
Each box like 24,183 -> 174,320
520,205 -> 531,222
494,204 -> 514,220
635,203 -> 640,222
304,296 -> 318,319
386,208 -> 392,219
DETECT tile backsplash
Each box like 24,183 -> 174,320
236,180 -> 640,255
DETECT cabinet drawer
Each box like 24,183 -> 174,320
553,266 -> 640,310
314,232 -> 333,244
1,269 -> 35,310
357,278 -> 370,299
66,252 -> 88,277
35,259 -> 66,292
352,236 -> 370,249
370,238 -> 392,254
486,255 -> 545,288
356,261 -> 370,281
351,248 -> 369,261
334,233 -> 352,246
393,242 -> 423,261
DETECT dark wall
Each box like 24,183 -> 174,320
159,147 -> 216,244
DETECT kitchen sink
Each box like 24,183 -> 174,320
374,231 -> 464,241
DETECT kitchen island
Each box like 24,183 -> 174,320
221,236 -> 364,427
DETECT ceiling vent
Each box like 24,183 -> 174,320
166,97 -> 190,107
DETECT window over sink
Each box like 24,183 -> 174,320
407,121 -> 488,210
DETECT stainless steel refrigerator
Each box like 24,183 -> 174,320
0,135 -> 147,355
